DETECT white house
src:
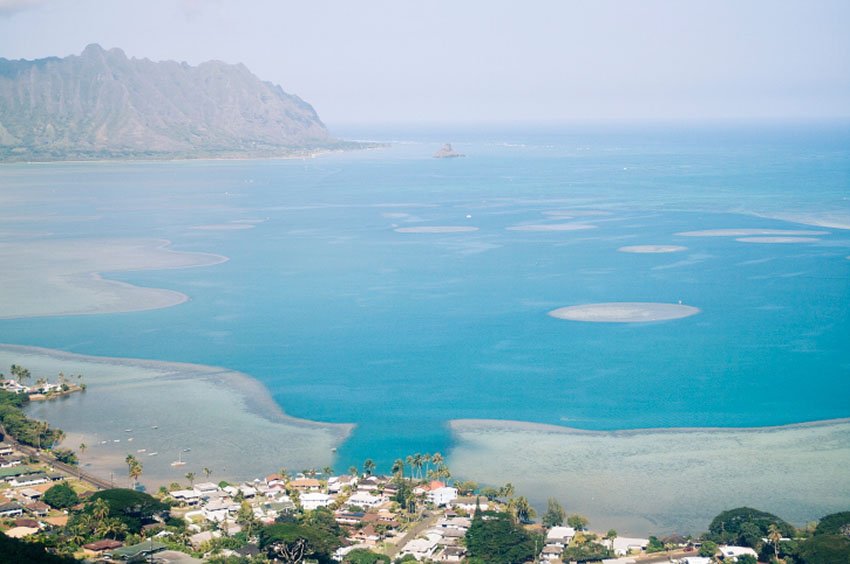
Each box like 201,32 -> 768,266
546,526 -> 576,547
328,474 -> 359,493
171,489 -> 201,505
679,558 -> 711,564
450,497 -> 489,514
718,546 -> 758,561
9,474 -> 48,488
427,486 -> 458,507
203,499 -> 238,522
400,532 -> 442,561
193,482 -> 220,495
347,491 -> 384,509
612,536 -> 648,556
300,492 -> 332,511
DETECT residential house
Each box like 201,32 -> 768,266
718,546 -> 759,561
347,491 -> 384,509
288,478 -> 321,492
612,537 -> 648,556
300,492 -> 332,511
546,526 -> 576,548
82,539 -> 123,556
427,486 -> 458,507
327,474 -> 358,493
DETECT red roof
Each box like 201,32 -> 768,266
83,539 -> 123,551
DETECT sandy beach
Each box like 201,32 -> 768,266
548,302 -> 700,322
1,344 -> 352,489
448,418 -> 850,535
0,238 -> 226,319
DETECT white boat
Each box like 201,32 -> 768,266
137,449 -> 146,453
148,452 -> 158,456
170,451 -> 186,466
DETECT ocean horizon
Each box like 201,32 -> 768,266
2,121 -> 849,533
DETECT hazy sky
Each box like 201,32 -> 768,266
1,0 -> 848,126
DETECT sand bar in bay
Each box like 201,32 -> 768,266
735,236 -> 820,244
0,238 -> 226,319
549,302 -> 700,322
394,226 -> 479,233
507,223 -> 596,232
2,344 -> 351,488
448,418 -> 850,535
618,245 -> 688,254
677,228 -> 829,237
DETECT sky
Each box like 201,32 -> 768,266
1,0 -> 849,127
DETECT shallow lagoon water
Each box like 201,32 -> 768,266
1,123 -> 849,531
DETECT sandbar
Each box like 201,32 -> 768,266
1,344 -> 351,488
735,237 -> 820,244
548,302 -> 700,322
448,418 -> 850,535
677,228 -> 828,237
507,223 -> 596,232
618,245 -> 688,254
0,238 -> 226,319
394,226 -> 479,233
543,210 -> 612,218
191,224 -> 255,231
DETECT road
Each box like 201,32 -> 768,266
384,509 -> 440,558
1,425 -> 112,490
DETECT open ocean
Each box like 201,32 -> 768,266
2,122 -> 849,473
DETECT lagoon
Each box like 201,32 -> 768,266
1,123 -> 849,532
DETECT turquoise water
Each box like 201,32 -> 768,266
2,122 -> 849,472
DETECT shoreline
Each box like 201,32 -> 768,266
448,417 -> 850,535
0,344 -> 353,488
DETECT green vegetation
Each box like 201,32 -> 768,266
646,535 -> 665,552
259,522 -> 341,564
42,482 -> 79,509
0,388 -> 63,448
707,506 -> 795,548
88,488 -> 170,533
342,548 -> 391,563
0,532 -> 76,564
542,497 -> 566,527
465,510 -> 540,564
814,511 -> 850,536
798,534 -> 850,563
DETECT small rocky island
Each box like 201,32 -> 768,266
433,143 -> 465,158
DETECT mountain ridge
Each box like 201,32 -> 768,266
0,44 -> 359,161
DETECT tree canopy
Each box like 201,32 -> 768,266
42,482 -> 79,509
814,511 -> 850,536
542,498 -> 565,528
88,488 -> 170,533
259,522 -> 342,564
707,507 -> 795,546
341,548 -> 390,563
798,534 -> 850,564
465,510 -> 540,564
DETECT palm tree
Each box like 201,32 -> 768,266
500,482 -> 515,499
322,465 -> 333,477
432,452 -> 444,468
185,472 -> 196,488
391,459 -> 405,482
423,453 -> 432,478
606,529 -> 618,551
363,458 -> 376,476
348,465 -> 358,477
412,453 -> 424,480
129,460 -> 143,488
125,454 -> 138,487
203,467 -> 212,480
91,498 -> 111,525
768,523 -> 782,560
79,442 -> 87,456
405,455 -> 415,479
66,525 -> 88,546
508,495 -> 536,524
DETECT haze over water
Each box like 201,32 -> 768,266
2,123 -> 850,475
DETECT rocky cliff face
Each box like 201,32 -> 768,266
0,44 -> 338,160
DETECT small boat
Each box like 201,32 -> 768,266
183,448 -> 191,453
170,460 -> 186,467
113,439 -> 120,443
137,449 -> 146,453
125,429 -> 133,433
127,438 -> 133,442
152,425 -> 158,429
148,452 -> 158,456
100,440 -> 107,444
